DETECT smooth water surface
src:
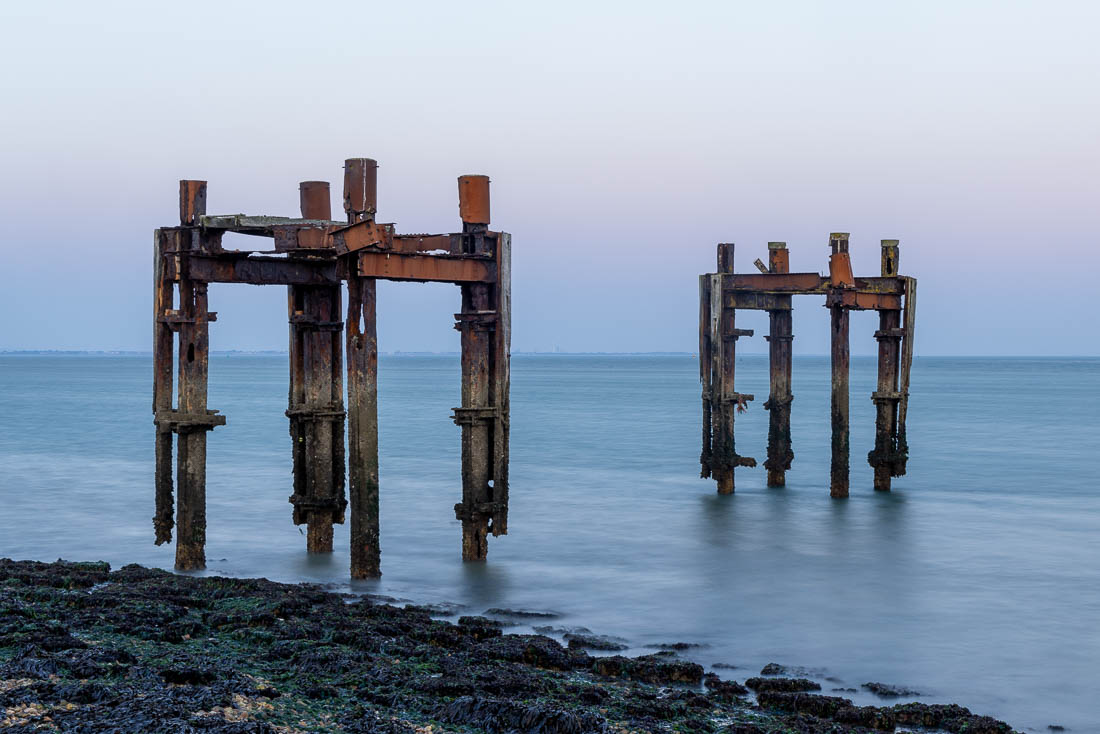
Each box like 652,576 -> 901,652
1,354 -> 1097,732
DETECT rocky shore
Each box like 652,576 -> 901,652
0,559 -> 1019,733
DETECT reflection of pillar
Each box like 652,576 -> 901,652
764,242 -> 794,487
870,240 -> 902,490
343,159 -> 381,578
829,233 -> 851,498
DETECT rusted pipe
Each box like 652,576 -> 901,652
344,159 -> 378,223
458,175 -> 490,225
299,181 -> 332,221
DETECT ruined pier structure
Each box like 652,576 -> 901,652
699,236 -> 916,497
153,158 -> 511,577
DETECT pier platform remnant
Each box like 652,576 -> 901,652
153,158 -> 511,577
699,236 -> 916,497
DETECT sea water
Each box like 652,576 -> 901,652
0,354 -> 1097,732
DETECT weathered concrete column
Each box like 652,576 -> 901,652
764,242 -> 794,487
343,158 -> 382,578
870,240 -> 903,490
828,233 -> 852,498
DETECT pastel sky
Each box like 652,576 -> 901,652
1,1 -> 1097,355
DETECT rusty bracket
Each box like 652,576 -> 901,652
288,314 -> 343,332
285,404 -> 347,421
288,493 -> 348,512
453,311 -> 498,332
763,334 -> 794,343
154,409 -> 226,432
452,407 -> 499,425
763,395 -> 793,409
330,220 -> 396,255
724,328 -> 754,341
158,310 -> 218,332
454,501 -> 506,522
870,391 -> 907,402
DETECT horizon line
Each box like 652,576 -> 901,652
3,350 -> 1100,359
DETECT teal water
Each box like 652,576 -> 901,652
1,354 -> 1097,732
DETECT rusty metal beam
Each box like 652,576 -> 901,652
179,255 -> 344,286
357,251 -> 495,283
722,273 -> 904,296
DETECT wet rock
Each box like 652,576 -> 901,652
891,702 -> 1014,734
759,662 -> 786,675
712,662 -> 738,670
645,642 -> 707,651
703,673 -> 749,700
721,724 -> 766,734
404,601 -> 466,616
564,632 -> 629,651
1047,726 -> 1065,732
834,703 -> 897,731
435,695 -> 608,734
862,680 -> 920,698
534,624 -> 591,636
592,654 -> 704,685
744,676 -> 821,693
160,667 -> 218,685
0,558 -> 110,589
755,691 -> 852,718
457,615 -> 506,640
577,687 -> 609,705
305,683 -> 340,699
477,634 -> 591,671
340,706 -> 420,734
485,607 -> 561,619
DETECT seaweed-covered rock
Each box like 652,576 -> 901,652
704,673 -> 749,700
564,632 -> 628,651
744,676 -> 821,693
435,695 -> 608,734
592,654 -> 704,685
861,680 -> 919,698
0,559 -> 1021,734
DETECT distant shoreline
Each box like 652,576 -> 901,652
4,350 -> 1100,359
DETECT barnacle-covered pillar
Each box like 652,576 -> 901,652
764,242 -> 794,487
288,181 -> 347,552
827,233 -> 852,498
454,175 -> 511,560
700,243 -> 755,494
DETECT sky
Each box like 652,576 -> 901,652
1,1 -> 1097,356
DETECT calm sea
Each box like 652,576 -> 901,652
0,354 -> 1097,731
